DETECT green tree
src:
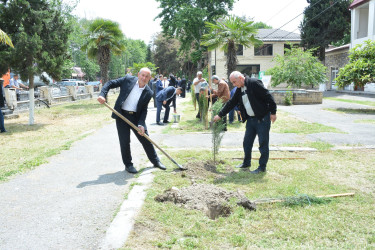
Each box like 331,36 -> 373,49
123,38 -> 148,71
300,0 -> 351,61
82,18 -> 125,84
129,62 -> 158,76
152,33 -> 181,75
0,0 -> 73,125
0,28 -> 14,48
335,40 -> 375,89
155,0 -> 234,69
68,17 -> 99,81
253,21 -> 272,29
201,15 -> 262,89
266,46 -> 327,88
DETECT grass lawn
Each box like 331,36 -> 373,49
124,149 -> 375,249
324,97 -> 375,107
166,95 -> 343,134
354,119 -> 375,124
0,96 -> 117,181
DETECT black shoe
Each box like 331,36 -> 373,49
163,120 -> 170,123
153,161 -> 166,170
0,130 -> 6,133
156,122 -> 164,126
125,165 -> 138,174
196,114 -> 200,119
250,167 -> 266,174
236,163 -> 250,169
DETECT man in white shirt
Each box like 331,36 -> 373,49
193,71 -> 207,119
98,68 -> 166,173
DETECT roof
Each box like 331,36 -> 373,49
325,44 -> 350,53
256,29 -> 301,42
349,0 -> 370,9
72,67 -> 85,78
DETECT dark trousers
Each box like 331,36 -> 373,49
242,113 -> 271,170
0,110 -> 5,132
229,109 -> 241,123
0,86 -> 4,108
156,100 -> 171,123
116,111 -> 159,167
195,93 -> 200,118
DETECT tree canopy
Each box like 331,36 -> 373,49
335,40 -> 375,88
201,15 -> 262,88
0,0 -> 73,124
267,46 -> 327,88
300,0 -> 351,61
155,0 -> 234,68
81,18 -> 125,84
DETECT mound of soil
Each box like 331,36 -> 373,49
180,160 -> 233,182
155,183 -> 256,219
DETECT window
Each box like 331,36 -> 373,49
331,67 -> 338,90
236,65 -> 260,78
225,44 -> 244,56
284,43 -> 299,54
254,44 -> 273,56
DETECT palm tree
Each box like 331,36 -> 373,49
82,18 -> 125,84
0,28 -> 14,48
201,15 -> 262,89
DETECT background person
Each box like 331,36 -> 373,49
193,71 -> 207,119
155,86 -> 182,125
97,68 -> 166,174
0,109 -> 6,133
9,75 -> 28,101
213,71 -> 277,174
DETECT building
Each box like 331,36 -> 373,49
324,44 -> 350,90
210,29 -> 301,82
350,0 -> 375,47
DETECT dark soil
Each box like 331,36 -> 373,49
156,160 -> 255,219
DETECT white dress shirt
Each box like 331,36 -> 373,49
241,86 -> 255,117
121,81 -> 145,112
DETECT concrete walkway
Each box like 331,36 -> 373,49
0,92 -> 374,249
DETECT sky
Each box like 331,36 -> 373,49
69,0 -> 309,44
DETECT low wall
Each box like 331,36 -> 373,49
270,89 -> 323,105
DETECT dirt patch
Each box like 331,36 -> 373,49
180,159 -> 233,182
155,183 -> 256,219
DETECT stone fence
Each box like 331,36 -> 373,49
3,85 -> 118,111
270,89 -> 323,105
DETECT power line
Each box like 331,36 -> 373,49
265,0 -> 297,24
277,0 -> 342,40
261,0 -> 327,40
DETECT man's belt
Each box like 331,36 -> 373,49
123,110 -> 136,115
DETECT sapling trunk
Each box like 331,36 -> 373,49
211,99 -> 226,165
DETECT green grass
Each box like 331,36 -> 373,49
124,149 -> 375,249
168,96 -> 343,135
0,95 -> 117,181
354,119 -> 375,124
324,97 -> 375,107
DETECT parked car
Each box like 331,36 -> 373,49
86,81 -> 100,92
57,81 -> 86,94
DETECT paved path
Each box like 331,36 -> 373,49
0,92 -> 374,249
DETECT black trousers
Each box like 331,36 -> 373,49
115,110 -> 159,167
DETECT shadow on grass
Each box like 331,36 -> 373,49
331,108 -> 375,114
76,170 -> 131,188
3,123 -> 47,134
63,103 -> 103,110
214,170 -> 267,185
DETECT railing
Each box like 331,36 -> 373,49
3,85 -> 118,111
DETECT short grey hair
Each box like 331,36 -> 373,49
197,71 -> 203,76
139,67 -> 151,75
211,75 -> 220,81
229,71 -> 243,79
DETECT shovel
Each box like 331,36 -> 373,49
103,102 -> 187,170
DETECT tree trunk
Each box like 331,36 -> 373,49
226,41 -> 237,90
98,46 -> 110,84
28,72 -> 35,125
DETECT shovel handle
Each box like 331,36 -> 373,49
102,102 -> 182,168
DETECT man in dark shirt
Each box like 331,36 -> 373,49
213,71 -> 277,174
